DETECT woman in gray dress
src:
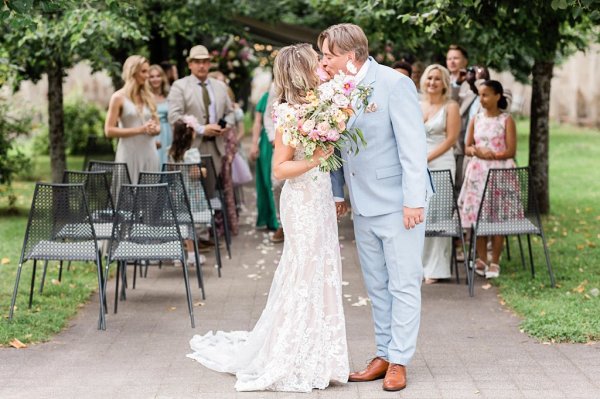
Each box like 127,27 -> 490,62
104,55 -> 160,184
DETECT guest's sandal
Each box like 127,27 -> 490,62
475,258 -> 488,277
486,263 -> 500,279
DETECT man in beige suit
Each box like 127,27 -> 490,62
168,45 -> 234,196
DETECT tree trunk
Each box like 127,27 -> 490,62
529,60 -> 553,214
528,9 -> 561,215
47,57 -> 66,183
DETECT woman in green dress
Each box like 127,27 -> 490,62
250,91 -> 279,231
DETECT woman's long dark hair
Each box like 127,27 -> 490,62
169,120 -> 194,162
481,80 -> 508,110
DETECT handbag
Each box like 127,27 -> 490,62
231,152 -> 253,186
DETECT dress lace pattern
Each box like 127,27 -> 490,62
187,145 -> 349,392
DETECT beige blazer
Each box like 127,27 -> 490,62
167,75 -> 234,173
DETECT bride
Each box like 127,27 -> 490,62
187,43 -> 349,392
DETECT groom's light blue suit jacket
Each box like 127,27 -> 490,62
331,58 -> 433,217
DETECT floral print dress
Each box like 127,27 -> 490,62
458,112 -> 517,227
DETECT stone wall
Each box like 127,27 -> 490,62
493,44 -> 600,127
6,44 -> 600,128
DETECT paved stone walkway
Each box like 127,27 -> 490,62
1,194 -> 599,399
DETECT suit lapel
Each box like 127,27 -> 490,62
348,58 -> 378,130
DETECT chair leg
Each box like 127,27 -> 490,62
58,260 -> 63,282
517,235 -> 526,270
114,261 -> 121,314
468,228 -> 477,297
9,262 -> 24,320
181,260 -> 195,328
212,219 -> 223,278
527,234 -> 535,278
95,255 -> 106,331
192,235 -> 206,299
28,259 -> 37,309
144,260 -> 149,278
505,236 -> 511,261
67,260 -> 72,271
103,260 -> 110,310
539,231 -> 556,287
39,260 -> 49,294
461,234 -> 473,297
451,243 -> 460,284
133,262 -> 137,289
120,262 -> 127,301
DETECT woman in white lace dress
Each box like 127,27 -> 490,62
187,44 -> 349,392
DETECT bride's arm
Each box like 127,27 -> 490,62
272,128 -> 333,180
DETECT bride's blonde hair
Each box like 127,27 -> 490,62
273,43 -> 320,105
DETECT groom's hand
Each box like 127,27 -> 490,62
403,207 -> 425,229
335,200 -> 349,218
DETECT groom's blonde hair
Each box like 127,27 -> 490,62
318,23 -> 369,62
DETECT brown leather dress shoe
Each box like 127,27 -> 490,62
348,357 -> 389,382
382,363 -> 407,391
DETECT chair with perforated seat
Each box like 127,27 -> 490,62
425,169 -> 471,295
9,183 -> 106,330
468,167 -> 555,295
106,183 -> 195,328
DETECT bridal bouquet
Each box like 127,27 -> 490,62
273,71 -> 371,172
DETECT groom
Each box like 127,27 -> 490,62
321,24 -> 433,391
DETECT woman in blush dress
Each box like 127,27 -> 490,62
458,80 -> 517,279
105,55 -> 160,184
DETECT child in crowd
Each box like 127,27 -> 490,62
169,115 -> 207,266
458,80 -> 517,279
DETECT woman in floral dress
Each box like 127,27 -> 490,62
458,80 -> 517,279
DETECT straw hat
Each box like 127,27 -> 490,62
186,45 -> 210,62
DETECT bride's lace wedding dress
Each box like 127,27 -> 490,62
187,145 -> 349,392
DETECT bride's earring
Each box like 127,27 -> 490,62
346,59 -> 358,75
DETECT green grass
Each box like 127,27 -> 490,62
0,155 -> 99,347
496,118 -> 600,343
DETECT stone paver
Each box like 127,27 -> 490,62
1,190 -> 599,399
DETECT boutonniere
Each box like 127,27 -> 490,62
365,102 -> 378,113
354,83 -> 374,110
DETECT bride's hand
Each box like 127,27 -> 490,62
310,145 -> 334,167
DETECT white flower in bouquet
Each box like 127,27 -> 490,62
273,70 -> 371,172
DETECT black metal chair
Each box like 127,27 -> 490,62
82,135 -> 116,170
468,167 -> 556,290
200,154 -> 232,259
9,183 -> 106,330
163,162 -> 224,277
87,160 -> 132,201
425,169 -> 472,295
106,183 -> 195,328
139,171 -> 206,299
39,170 -> 115,292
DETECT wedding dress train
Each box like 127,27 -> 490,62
188,146 -> 349,392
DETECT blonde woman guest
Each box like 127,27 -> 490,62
105,55 -> 160,184
149,64 -> 171,167
420,64 -> 460,284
